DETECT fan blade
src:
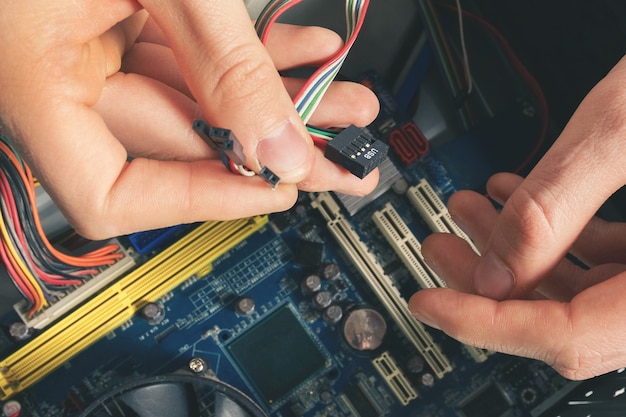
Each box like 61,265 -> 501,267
119,382 -> 199,417
214,392 -> 253,417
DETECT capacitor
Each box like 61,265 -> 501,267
313,291 -> 333,310
140,302 -> 165,325
235,296 -> 255,316
301,274 -> 322,294
321,262 -> 341,281
2,400 -> 22,417
421,372 -> 435,388
319,390 -> 334,404
342,307 -> 387,351
8,322 -> 32,341
323,305 -> 343,326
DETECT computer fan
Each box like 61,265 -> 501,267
78,359 -> 267,417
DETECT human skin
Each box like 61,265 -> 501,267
0,1 -> 379,239
410,56 -> 626,380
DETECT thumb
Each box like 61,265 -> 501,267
137,0 -> 314,182
475,56 -> 626,299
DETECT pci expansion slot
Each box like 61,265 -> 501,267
311,192 -> 452,379
372,351 -> 418,405
0,216 -> 268,400
372,203 -> 446,289
407,179 -> 479,254
405,181 -> 493,363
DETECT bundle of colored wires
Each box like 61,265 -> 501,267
256,0 -> 370,125
0,136 -> 124,318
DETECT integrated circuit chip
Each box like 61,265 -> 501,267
228,305 -> 328,405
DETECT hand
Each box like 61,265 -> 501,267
0,1 -> 379,239
409,55 -> 626,380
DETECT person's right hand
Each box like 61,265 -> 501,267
0,1 -> 379,239
410,55 -> 626,380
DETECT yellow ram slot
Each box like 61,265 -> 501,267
0,216 -> 267,400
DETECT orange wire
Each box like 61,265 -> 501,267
0,142 -> 123,267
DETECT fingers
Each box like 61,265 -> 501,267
93,72 -> 210,161
488,172 -> 626,267
430,184 -> 623,301
137,0 -> 314,182
41,106 -> 299,239
95,73 -> 378,168
571,218 -> 626,266
472,57 -> 626,300
409,271 -> 626,380
296,147 -> 380,196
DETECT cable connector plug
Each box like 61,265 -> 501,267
192,120 -> 247,166
324,125 -> 389,178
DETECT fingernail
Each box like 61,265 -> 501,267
256,120 -> 310,175
473,252 -> 514,300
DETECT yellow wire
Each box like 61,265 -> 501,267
0,209 -> 47,312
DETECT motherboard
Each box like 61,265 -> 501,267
2,1 -> 624,416
0,75 -> 586,416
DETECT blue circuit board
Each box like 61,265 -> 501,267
0,73 -> 574,417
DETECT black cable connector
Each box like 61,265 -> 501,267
192,120 -> 247,166
324,125 -> 389,178
259,166 -> 281,189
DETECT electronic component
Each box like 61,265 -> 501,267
312,291 -> 333,310
388,121 -> 430,165
235,297 -> 256,316
407,178 -> 480,254
342,307 -> 387,351
324,125 -> 389,179
259,166 -> 281,188
372,202 -> 446,289
373,201 -> 492,363
322,305 -> 343,326
459,383 -> 512,417
311,192 -> 453,378
335,157 -> 404,216
341,377 -> 387,417
321,262 -> 341,281
13,241 -> 137,330
139,302 -> 165,325
0,216 -> 268,400
192,119 -> 246,166
301,274 -> 322,294
294,239 -> 324,267
227,304 -> 328,406
372,351 -> 418,405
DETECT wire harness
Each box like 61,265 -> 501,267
194,0 -> 378,185
0,136 -> 124,318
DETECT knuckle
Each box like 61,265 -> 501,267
209,45 -> 278,108
503,182 -> 562,253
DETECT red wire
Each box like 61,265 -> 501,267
444,5 -> 549,174
0,170 -> 83,287
292,0 -> 371,106
259,0 -> 304,44
311,136 -> 329,150
0,237 -> 35,307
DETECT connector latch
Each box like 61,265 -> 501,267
324,125 -> 389,178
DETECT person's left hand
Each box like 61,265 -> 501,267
409,172 -> 626,380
